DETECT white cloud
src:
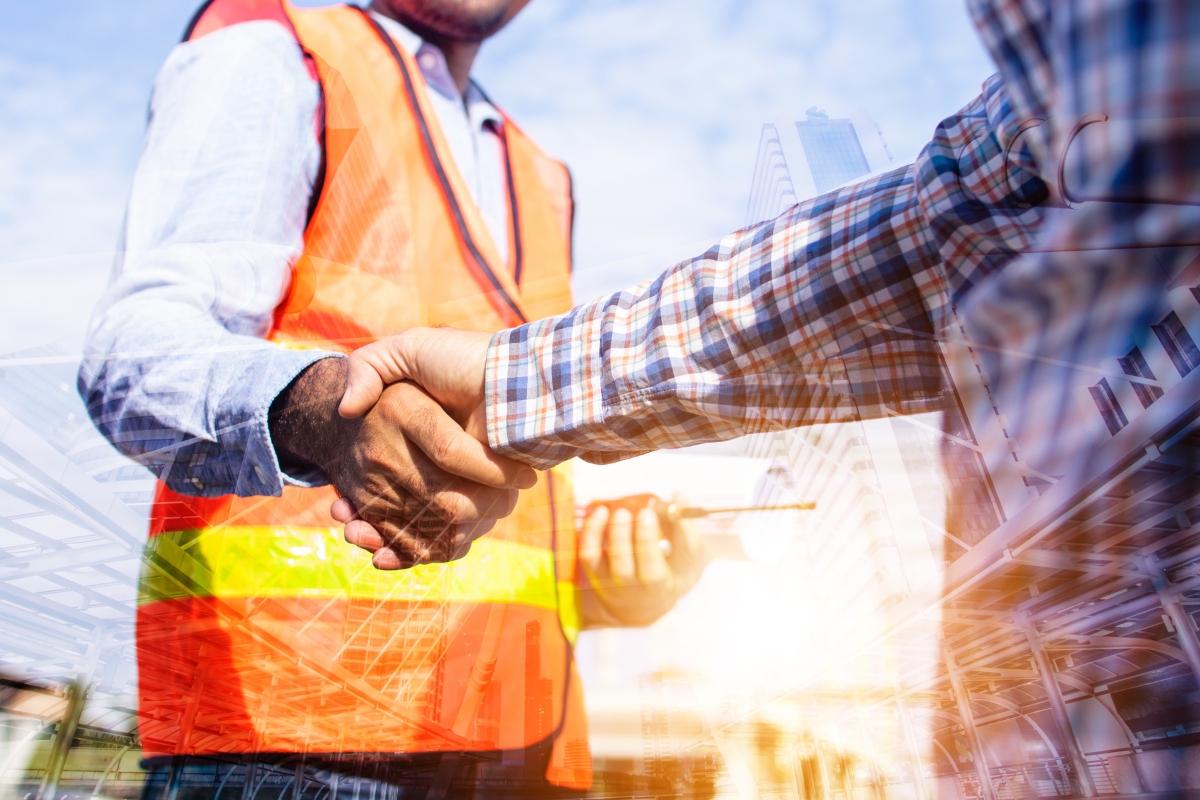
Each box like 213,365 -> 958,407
475,0 -> 997,299
0,254 -> 113,353
0,56 -> 141,353
0,57 -> 137,266
0,0 -> 998,345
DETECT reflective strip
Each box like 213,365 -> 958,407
556,579 -> 581,646
139,526 -> 560,610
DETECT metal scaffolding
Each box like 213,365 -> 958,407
683,285 -> 1200,799
1,343 -> 148,800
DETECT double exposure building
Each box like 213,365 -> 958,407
3,105 -> 1200,800
726,108 -> 1200,799
0,342 -> 152,800
746,106 -> 893,227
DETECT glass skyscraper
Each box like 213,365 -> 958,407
746,107 -> 893,225
795,118 -> 871,194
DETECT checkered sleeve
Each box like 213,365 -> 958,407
486,74 -> 1048,469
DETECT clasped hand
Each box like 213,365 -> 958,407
325,330 -> 707,624
325,327 -> 505,568
270,329 -> 500,569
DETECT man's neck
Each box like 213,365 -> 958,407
370,5 -> 481,95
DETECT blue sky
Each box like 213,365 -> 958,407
0,0 -> 996,352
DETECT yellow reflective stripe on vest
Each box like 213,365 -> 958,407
555,579 -> 581,646
140,526 -> 561,611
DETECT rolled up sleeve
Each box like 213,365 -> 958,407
78,21 -> 336,498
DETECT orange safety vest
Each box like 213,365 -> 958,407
137,0 -> 590,788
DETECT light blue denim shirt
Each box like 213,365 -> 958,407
78,13 -> 509,498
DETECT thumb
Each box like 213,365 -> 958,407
338,337 -> 411,418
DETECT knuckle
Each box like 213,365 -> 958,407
358,440 -> 390,473
427,430 -> 461,467
611,508 -> 633,528
361,472 -> 391,500
402,390 -> 434,424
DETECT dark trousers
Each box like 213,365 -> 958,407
140,744 -> 579,800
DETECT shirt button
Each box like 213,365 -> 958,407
419,53 -> 437,70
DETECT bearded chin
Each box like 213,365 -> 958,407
421,2 -> 510,41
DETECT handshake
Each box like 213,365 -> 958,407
269,326 -> 519,568
270,329 -> 704,621
330,327 -> 503,568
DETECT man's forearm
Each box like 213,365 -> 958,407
483,76 -> 1047,469
79,320 -> 336,497
483,169 -> 936,470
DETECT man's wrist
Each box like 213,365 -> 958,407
268,356 -> 351,481
484,312 -> 607,470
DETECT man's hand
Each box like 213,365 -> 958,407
270,357 -> 536,569
338,327 -> 493,440
578,494 -> 709,628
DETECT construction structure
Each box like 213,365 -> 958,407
681,108 -> 1200,799
0,342 -> 151,800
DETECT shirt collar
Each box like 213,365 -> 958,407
368,10 -> 503,131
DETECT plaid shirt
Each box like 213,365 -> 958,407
486,0 -> 1200,475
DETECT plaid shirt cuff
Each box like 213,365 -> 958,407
486,300 -> 621,470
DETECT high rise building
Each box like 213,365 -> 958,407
746,107 -> 893,226
725,107 -> 1200,800
524,620 -> 554,758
